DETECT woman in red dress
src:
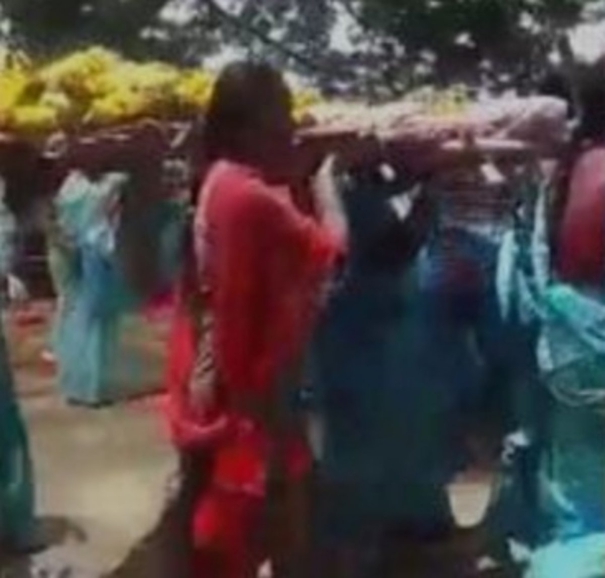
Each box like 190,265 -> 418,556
165,62 -> 348,578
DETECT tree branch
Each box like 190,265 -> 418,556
337,0 -> 368,34
201,0 -> 326,75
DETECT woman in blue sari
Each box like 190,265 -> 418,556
311,164 -> 443,577
0,144 -> 39,553
52,139 -> 187,406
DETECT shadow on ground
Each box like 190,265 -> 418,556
103,520 -> 170,578
0,516 -> 90,577
106,521 -> 523,578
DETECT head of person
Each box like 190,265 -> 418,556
538,69 -> 574,114
574,59 -> 605,142
540,62 -> 605,142
203,60 -> 294,181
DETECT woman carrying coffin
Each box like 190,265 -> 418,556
165,61 -> 348,578
486,62 -> 605,578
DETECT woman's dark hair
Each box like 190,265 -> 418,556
537,62 -> 605,140
189,61 -> 291,213
574,61 -> 605,142
181,61 -> 291,317
203,60 -> 291,163
538,70 -> 574,117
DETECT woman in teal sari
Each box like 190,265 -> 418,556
0,149 -> 37,552
52,148 -> 186,406
0,315 -> 36,552
487,65 -> 605,578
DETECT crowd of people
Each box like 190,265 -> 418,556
0,59 -> 603,578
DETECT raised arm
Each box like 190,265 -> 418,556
310,155 -> 348,250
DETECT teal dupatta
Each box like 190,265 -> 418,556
0,187 -> 35,548
490,177 -> 605,577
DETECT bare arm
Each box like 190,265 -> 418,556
311,155 -> 348,247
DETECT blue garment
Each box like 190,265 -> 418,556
414,226 -> 514,442
0,189 -> 35,547
312,173 -> 455,544
54,171 -> 186,405
489,179 -> 605,577
527,534 -> 605,578
374,193 -> 519,539
0,327 -> 35,548
425,179 -> 518,435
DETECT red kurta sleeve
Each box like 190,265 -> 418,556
210,180 -> 344,397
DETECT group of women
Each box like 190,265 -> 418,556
162,60 -> 605,578
0,57 -> 603,578
0,124 -> 181,556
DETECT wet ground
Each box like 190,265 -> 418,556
0,303 -> 518,577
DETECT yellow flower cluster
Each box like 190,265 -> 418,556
0,46 -> 324,137
292,90 -> 322,123
0,47 -> 218,135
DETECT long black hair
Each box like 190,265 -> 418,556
188,60 -> 290,205
181,61 -> 291,314
203,60 -> 291,164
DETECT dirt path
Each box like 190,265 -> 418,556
0,303 -> 518,577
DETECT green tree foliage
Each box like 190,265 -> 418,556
356,0 -> 585,87
1,0 -> 171,57
188,0 -> 586,93
0,0 -> 589,91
